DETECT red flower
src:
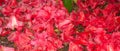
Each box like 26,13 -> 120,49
0,45 -> 15,51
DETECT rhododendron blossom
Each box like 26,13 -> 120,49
0,0 -> 120,51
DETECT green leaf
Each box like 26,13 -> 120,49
63,0 -> 73,12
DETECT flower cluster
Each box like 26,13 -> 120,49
0,0 -> 120,51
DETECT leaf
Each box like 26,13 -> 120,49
73,0 -> 77,4
58,43 -> 69,51
63,0 -> 73,12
